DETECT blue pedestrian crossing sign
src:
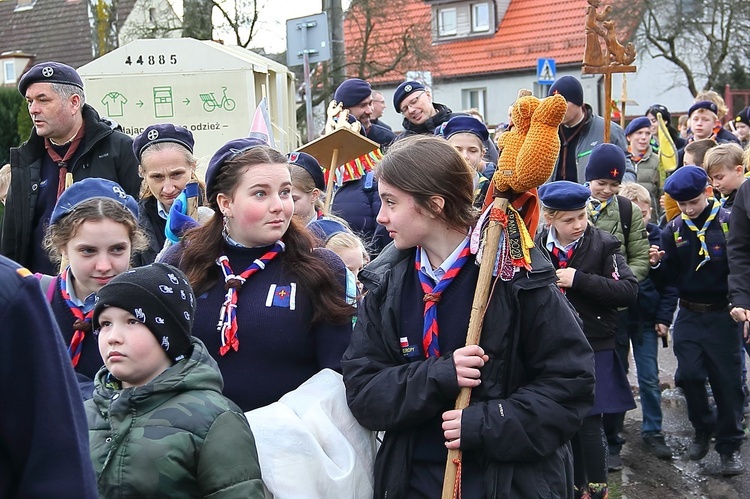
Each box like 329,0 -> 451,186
537,58 -> 556,85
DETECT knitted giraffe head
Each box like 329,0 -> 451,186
493,93 -> 567,193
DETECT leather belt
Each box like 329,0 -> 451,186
679,299 -> 728,313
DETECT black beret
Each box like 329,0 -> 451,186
440,115 -> 489,143
538,181 -> 591,211
205,137 -> 268,200
688,100 -> 718,117
18,62 -> 83,96
548,76 -> 584,107
334,78 -> 372,108
133,124 -> 195,162
288,151 -> 325,191
393,80 -> 426,110
734,107 -> 750,128
585,143 -> 627,183
663,165 -> 709,202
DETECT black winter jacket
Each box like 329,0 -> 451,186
729,180 -> 750,309
342,243 -> 595,498
2,104 -> 140,269
133,196 -> 165,267
536,225 -> 638,351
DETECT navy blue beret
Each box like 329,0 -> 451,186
688,100 -> 718,117
393,81 -> 426,110
663,165 -> 709,202
548,76 -> 584,107
734,107 -> 750,127
585,143 -> 627,183
18,62 -> 84,96
334,78 -> 372,108
440,115 -> 489,143
288,151 -> 325,191
205,137 -> 269,200
51,178 -> 138,224
307,219 -> 350,242
538,181 -> 591,211
625,116 -> 652,137
133,124 -> 195,162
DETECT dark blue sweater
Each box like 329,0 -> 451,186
168,243 -> 353,412
0,256 -> 97,498
659,203 -> 731,304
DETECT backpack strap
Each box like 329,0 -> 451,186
34,273 -> 57,304
616,195 -> 632,245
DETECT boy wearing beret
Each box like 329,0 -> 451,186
3,62 -> 141,275
732,107 -> 750,149
651,166 -> 745,476
334,78 -> 395,148
86,263 -> 266,497
687,100 -> 741,145
625,116 -> 662,221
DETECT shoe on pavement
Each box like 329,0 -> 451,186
642,432 -> 673,459
607,453 -> 623,472
687,431 -> 710,461
720,451 -> 744,476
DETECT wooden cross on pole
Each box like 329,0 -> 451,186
582,0 -> 637,143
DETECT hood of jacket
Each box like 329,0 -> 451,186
92,336 -> 223,415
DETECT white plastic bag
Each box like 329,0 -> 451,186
245,369 -> 377,498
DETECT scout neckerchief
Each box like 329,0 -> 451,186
681,198 -> 720,270
44,125 -> 85,200
59,266 -> 93,367
216,241 -> 285,355
415,239 -> 472,358
551,244 -> 577,269
587,197 -> 611,223
628,146 -> 646,164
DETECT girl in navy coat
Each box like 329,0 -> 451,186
536,180 -> 638,499
164,138 -> 354,412
343,136 -> 595,498
42,178 -> 147,386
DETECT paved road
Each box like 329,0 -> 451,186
610,338 -> 750,498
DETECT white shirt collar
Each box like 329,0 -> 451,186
545,226 -> 583,253
157,200 -> 169,220
419,236 -> 470,283
64,272 -> 96,312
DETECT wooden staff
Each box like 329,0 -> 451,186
324,148 -> 339,213
441,196 -> 508,499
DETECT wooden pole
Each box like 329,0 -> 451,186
324,148 -> 339,213
603,72 -> 612,144
441,196 -> 508,499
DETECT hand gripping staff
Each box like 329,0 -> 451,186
441,92 -> 567,499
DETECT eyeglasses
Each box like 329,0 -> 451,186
400,91 -> 426,114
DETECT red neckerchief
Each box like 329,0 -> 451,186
44,124 -> 85,199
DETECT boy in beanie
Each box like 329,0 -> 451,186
86,263 -> 266,497
651,166 -> 745,476
585,143 -> 650,471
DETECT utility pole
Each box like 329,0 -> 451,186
322,0 -> 345,98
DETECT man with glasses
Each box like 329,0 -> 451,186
370,91 -> 392,131
393,80 -> 498,164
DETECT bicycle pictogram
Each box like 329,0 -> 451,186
199,87 -> 236,112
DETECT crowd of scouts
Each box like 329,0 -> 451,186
2,59 -> 750,499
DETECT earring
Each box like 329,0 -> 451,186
222,214 -> 231,240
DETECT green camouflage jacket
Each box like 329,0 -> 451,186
86,337 -> 265,498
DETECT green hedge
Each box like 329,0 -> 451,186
0,88 -> 26,165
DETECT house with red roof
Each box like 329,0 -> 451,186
344,0 -> 694,131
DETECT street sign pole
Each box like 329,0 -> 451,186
303,50 -> 314,142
